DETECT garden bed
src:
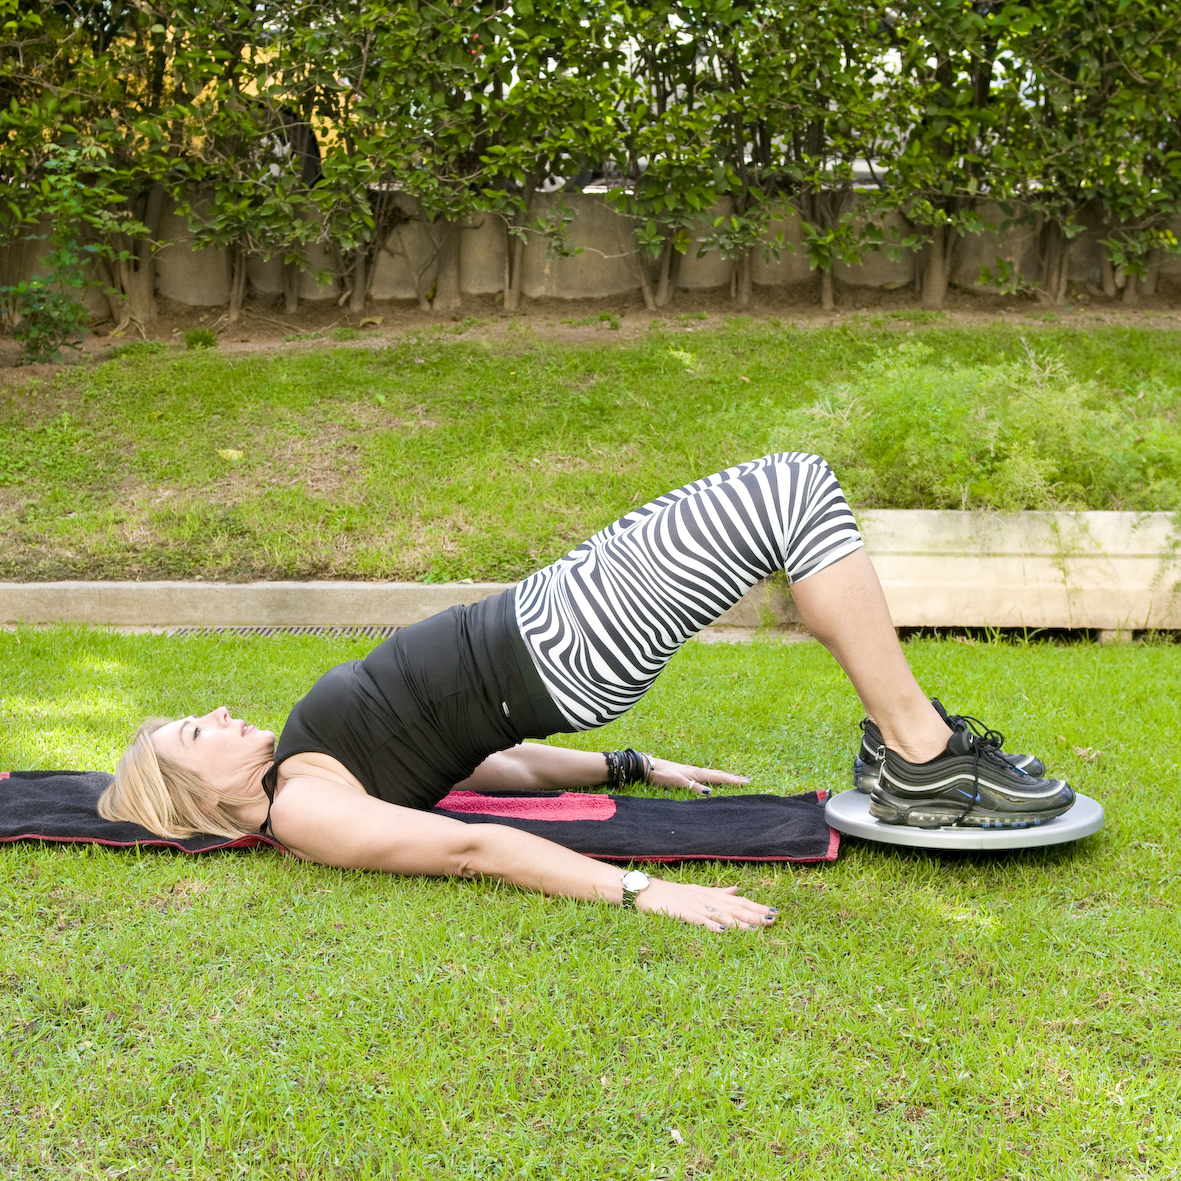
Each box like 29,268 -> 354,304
1,321 -> 1178,585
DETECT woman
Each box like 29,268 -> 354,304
99,453 -> 1073,930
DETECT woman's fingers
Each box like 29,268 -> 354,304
639,881 -> 777,932
695,898 -> 778,932
697,767 -> 751,785
646,758 -> 751,793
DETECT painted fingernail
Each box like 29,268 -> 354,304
701,787 -> 712,796
763,914 -> 775,922
768,907 -> 780,914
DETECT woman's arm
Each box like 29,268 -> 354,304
456,743 -> 751,794
268,774 -> 774,932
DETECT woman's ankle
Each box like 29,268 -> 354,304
878,704 -> 954,765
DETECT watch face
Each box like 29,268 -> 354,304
621,870 -> 650,892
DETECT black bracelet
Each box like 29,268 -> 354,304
602,748 -> 652,787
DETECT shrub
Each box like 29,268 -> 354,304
184,327 -> 218,349
3,278 -> 88,364
774,341 -> 1181,512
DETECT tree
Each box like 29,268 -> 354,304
606,4 -> 729,310
0,3 -> 160,339
1004,0 -> 1181,304
876,0 -> 1026,309
174,3 -> 328,319
733,2 -> 899,310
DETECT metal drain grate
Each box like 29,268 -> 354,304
165,625 -> 403,638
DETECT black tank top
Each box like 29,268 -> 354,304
262,588 -> 571,814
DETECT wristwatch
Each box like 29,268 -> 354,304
620,869 -> 651,909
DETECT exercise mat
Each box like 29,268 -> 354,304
1,772 -> 838,864
434,789 -> 839,862
0,771 -> 283,853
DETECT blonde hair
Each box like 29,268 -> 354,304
98,718 -> 258,840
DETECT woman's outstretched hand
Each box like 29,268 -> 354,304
638,879 -> 777,932
644,756 -> 750,796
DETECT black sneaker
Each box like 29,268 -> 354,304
853,699 -> 1045,793
869,727 -> 1074,829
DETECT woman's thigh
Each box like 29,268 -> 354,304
514,452 -> 862,730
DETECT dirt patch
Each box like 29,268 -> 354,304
3,280 -> 1181,380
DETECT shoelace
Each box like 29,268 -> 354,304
946,711 -> 1005,752
952,735 -> 983,826
953,736 -> 1039,826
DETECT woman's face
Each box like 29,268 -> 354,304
151,707 -> 275,800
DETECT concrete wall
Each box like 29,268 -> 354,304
753,205 -> 816,286
951,201 -> 1133,294
0,220 -> 111,318
521,192 -> 645,299
154,197 -> 233,306
369,195 -> 441,301
835,208 -> 915,289
676,198 -> 735,291
459,214 -> 506,295
5,194 -> 1180,312
950,200 -> 1041,292
858,510 -> 1181,630
246,252 -> 338,302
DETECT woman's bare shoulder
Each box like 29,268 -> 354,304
275,751 -> 367,795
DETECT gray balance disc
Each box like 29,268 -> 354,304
824,789 -> 1104,851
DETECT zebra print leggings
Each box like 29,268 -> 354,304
514,452 -> 863,731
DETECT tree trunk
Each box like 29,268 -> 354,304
735,248 -> 753,307
502,226 -> 511,306
432,221 -> 462,312
654,240 -> 673,308
113,253 -> 157,337
657,248 -> 682,309
283,260 -> 300,314
93,257 -> 124,325
1142,249 -> 1160,296
131,182 -> 165,329
1100,246 -> 1117,298
1122,272 -> 1139,305
637,250 -> 657,312
228,244 -> 247,322
504,176 -> 537,312
819,267 -> 834,312
1056,250 -> 1070,303
348,252 -> 367,313
922,224 -> 949,309
102,184 -> 166,334
1038,220 -> 1067,305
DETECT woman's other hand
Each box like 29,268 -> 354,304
638,879 -> 777,932
644,756 -> 750,796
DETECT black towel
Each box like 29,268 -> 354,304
0,771 -> 282,853
434,788 -> 838,862
0,771 -> 838,864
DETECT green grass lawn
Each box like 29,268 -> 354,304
2,319 -> 1179,582
2,627 -> 1179,1179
